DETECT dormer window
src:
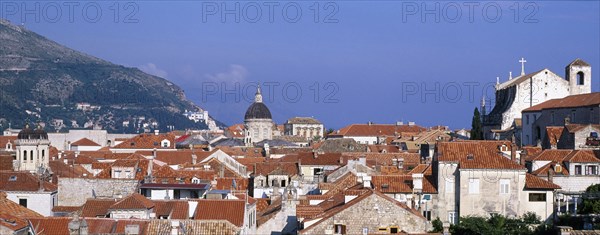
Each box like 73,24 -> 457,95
555,165 -> 562,173
9,175 -> 17,181
161,139 -> 170,148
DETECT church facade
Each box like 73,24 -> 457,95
482,59 -> 591,142
244,86 -> 274,145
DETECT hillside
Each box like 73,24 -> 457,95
0,19 -> 216,133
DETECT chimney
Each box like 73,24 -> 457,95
398,158 -> 404,170
548,165 -> 555,183
412,173 -> 424,193
170,221 -> 181,235
339,156 -> 343,164
154,129 -> 159,135
564,117 -> 571,125
396,121 -> 404,126
192,154 -> 197,165
510,144 -> 516,163
362,175 -> 372,188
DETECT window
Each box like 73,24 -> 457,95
448,211 -> 457,225
526,115 -> 530,125
500,179 -> 510,195
423,210 -> 432,221
468,178 -> 479,194
529,193 -> 547,202
389,227 -> 399,234
577,71 -> 585,85
575,165 -> 582,175
281,180 -> 286,187
19,198 -> 27,208
587,166 -> 597,175
334,224 -> 346,234
445,179 -> 454,193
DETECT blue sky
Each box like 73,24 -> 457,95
2,1 -> 599,129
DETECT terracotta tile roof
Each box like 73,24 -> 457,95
564,150 -> 600,163
109,193 -> 155,210
74,155 -> 97,164
254,162 -> 298,176
113,133 -> 176,149
113,220 -> 149,235
49,160 -> 92,184
546,126 -> 565,146
299,189 -> 425,233
0,136 -> 16,150
0,154 -> 14,171
372,175 -> 412,193
153,200 -> 189,219
0,171 -> 57,192
531,149 -> 572,162
0,192 -> 43,218
71,137 -> 101,146
80,199 -> 116,217
525,173 -> 561,190
279,152 -> 344,166
368,145 -> 401,153
437,141 -> 524,170
320,172 -> 359,196
531,162 -> 569,176
255,198 -> 270,213
331,124 -> 426,137
137,149 -> 215,166
235,157 -> 265,172
0,212 -> 30,232
29,217 -> 117,235
193,199 -> 246,227
184,220 -> 242,234
216,146 -> 264,158
215,177 -> 249,191
523,93 -> 600,112
522,146 -> 543,161
51,206 -> 81,213
565,124 -> 600,133
226,124 -> 246,138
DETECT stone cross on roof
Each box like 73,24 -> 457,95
519,57 -> 527,75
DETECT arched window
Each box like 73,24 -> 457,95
23,150 -> 27,161
30,150 -> 34,160
42,150 -> 45,158
577,72 -> 585,85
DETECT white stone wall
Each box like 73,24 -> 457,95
500,69 -> 571,131
458,169 -> 526,218
285,123 -> 324,140
552,176 -> 600,192
245,119 -> 273,144
7,192 -> 56,216
522,190 -> 554,221
57,177 -> 140,206
435,162 -> 458,224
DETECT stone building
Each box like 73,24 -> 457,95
284,117 -> 324,140
244,86 -> 274,145
521,92 -> 600,147
14,123 -> 50,173
483,58 -> 592,141
298,189 -> 430,234
435,141 -> 559,224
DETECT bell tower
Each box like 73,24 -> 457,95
566,58 -> 592,95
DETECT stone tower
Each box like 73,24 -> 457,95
566,58 -> 592,95
15,122 -> 50,173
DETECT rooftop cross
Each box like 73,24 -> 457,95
519,57 -> 527,75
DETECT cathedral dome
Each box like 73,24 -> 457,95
245,102 -> 272,120
18,123 -> 48,140
244,85 -> 272,120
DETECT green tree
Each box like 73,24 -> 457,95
581,184 -> 600,214
430,217 -> 443,233
470,108 -> 483,140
